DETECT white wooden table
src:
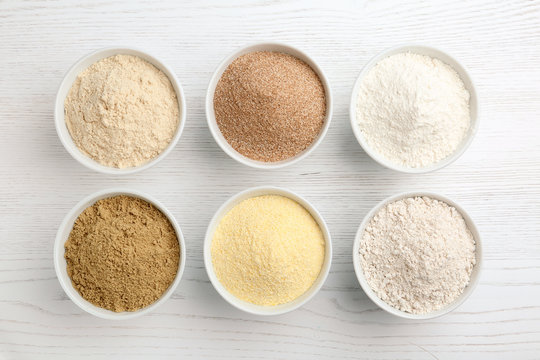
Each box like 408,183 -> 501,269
1,1 -> 539,359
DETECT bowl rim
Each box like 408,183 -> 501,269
205,41 -> 333,169
352,191 -> 482,320
54,46 -> 187,175
53,188 -> 187,320
203,186 -> 333,315
349,44 -> 480,174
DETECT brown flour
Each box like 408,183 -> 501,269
213,51 -> 326,162
64,195 -> 180,312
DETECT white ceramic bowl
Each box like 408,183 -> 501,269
204,186 -> 332,315
55,47 -> 187,175
352,192 -> 482,320
206,42 -> 333,169
54,188 -> 186,320
350,45 -> 479,173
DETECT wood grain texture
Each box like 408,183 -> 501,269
1,0 -> 539,359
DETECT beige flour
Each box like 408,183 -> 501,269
359,196 -> 476,314
65,54 -> 179,168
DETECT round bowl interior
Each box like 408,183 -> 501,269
53,188 -> 186,320
204,186 -> 332,315
55,47 -> 186,175
352,191 -> 482,319
206,42 -> 333,169
349,45 -> 479,174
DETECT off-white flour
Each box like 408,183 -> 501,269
359,196 -> 476,314
356,52 -> 471,168
65,54 -> 179,168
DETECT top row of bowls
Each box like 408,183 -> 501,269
54,42 -> 478,174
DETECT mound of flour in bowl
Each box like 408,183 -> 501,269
65,54 -> 179,168
359,196 -> 476,314
356,52 -> 471,168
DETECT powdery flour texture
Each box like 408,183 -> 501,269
356,52 -> 471,168
359,196 -> 476,314
65,54 -> 179,168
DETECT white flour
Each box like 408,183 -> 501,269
356,52 -> 471,168
359,196 -> 476,314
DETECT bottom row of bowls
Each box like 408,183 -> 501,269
54,187 -> 482,320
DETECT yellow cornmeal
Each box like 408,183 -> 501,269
211,195 -> 325,306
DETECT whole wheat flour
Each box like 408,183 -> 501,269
359,196 -> 476,314
65,54 -> 179,168
356,52 -> 471,168
213,51 -> 326,162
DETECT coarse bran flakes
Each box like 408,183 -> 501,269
214,51 -> 326,162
